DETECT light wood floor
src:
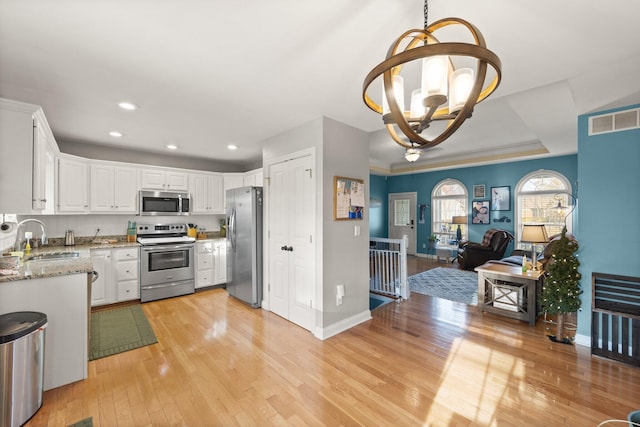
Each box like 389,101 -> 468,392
27,260 -> 640,426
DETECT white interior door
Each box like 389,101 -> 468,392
389,192 -> 417,255
268,153 -> 316,332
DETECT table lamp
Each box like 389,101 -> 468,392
452,216 -> 467,242
520,224 -> 548,271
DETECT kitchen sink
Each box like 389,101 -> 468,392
26,252 -> 80,261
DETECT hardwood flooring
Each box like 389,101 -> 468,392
27,261 -> 640,426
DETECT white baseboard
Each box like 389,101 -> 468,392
315,310 -> 372,340
574,333 -> 590,347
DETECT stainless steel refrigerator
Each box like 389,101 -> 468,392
226,186 -> 263,307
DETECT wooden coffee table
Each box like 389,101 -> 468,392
474,262 -> 545,325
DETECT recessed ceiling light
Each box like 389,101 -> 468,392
109,131 -> 123,137
166,144 -> 178,150
227,144 -> 237,150
118,101 -> 137,111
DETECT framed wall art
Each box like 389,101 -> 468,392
490,186 -> 510,211
473,184 -> 485,199
471,200 -> 490,224
334,176 -> 365,220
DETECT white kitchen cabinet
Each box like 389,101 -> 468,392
90,163 -> 137,213
90,246 -> 139,306
213,240 -> 227,285
57,156 -> 88,213
90,249 -> 112,306
243,168 -> 263,187
139,167 -> 189,191
114,247 -> 139,301
189,172 -> 223,214
0,98 -> 58,214
195,241 -> 214,289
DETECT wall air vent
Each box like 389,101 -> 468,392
589,107 -> 640,135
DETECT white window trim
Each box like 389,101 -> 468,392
431,178 -> 468,244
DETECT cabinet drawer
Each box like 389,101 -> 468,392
116,260 -> 138,281
115,247 -> 139,261
116,280 -> 139,301
196,269 -> 212,288
197,253 -> 213,270
197,242 -> 213,254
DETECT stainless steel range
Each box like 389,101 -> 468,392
137,223 -> 195,303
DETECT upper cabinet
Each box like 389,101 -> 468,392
189,172 -> 223,214
90,163 -> 137,213
243,168 -> 264,187
0,98 -> 58,214
139,168 -> 188,191
57,156 -> 88,213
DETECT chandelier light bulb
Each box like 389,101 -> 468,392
381,75 -> 405,116
449,68 -> 474,113
422,56 -> 448,97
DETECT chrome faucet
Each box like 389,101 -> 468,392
14,219 -> 48,251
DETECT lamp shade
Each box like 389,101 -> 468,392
521,224 -> 548,243
452,216 -> 467,224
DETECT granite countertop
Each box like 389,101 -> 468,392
0,239 -> 140,283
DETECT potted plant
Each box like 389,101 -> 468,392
428,234 -> 438,250
540,227 -> 582,344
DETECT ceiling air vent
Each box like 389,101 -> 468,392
589,107 -> 640,135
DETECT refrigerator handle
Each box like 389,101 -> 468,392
230,208 -> 237,251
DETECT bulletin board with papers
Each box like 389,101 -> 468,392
333,176 -> 365,220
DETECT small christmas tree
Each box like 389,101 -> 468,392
540,227 -> 582,344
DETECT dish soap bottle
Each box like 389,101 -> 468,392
24,231 -> 32,254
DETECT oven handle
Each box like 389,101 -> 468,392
141,243 -> 194,252
230,208 -> 237,252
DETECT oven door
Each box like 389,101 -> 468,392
140,243 -> 194,286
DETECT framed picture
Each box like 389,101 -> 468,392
471,200 -> 490,224
490,186 -> 510,211
473,185 -> 485,198
334,176 -> 365,220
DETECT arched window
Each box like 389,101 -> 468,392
432,179 -> 468,244
515,170 -> 573,249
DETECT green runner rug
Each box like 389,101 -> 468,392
90,304 -> 158,360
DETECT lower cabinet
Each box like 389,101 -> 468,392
213,240 -> 227,285
195,240 -> 227,289
91,246 -> 139,306
196,241 -> 213,289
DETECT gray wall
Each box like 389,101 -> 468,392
57,138 -> 252,173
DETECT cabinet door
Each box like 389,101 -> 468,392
165,171 -> 188,191
90,164 -> 114,211
116,260 -> 138,282
112,166 -> 137,212
57,157 -> 88,212
116,280 -> 139,301
90,250 -> 112,306
32,120 -> 53,212
209,174 -> 224,213
139,168 -> 166,190
213,241 -> 227,285
189,173 -> 209,213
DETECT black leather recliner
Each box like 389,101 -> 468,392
457,229 -> 514,270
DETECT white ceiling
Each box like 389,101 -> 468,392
2,0 -> 640,173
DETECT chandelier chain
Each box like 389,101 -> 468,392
423,0 -> 428,30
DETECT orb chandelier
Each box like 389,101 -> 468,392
362,0 -> 502,162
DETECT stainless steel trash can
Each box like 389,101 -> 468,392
0,312 -> 47,427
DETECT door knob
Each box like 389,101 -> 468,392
287,246 -> 293,252
281,246 -> 287,251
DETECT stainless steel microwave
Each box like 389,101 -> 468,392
138,190 -> 191,216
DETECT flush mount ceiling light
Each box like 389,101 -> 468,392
118,101 -> 138,111
166,144 -> 178,150
362,0 -> 502,161
109,131 -> 123,138
227,144 -> 238,150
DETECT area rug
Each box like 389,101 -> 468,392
409,267 -> 478,305
90,304 -> 158,360
67,417 -> 93,427
370,293 -> 394,310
